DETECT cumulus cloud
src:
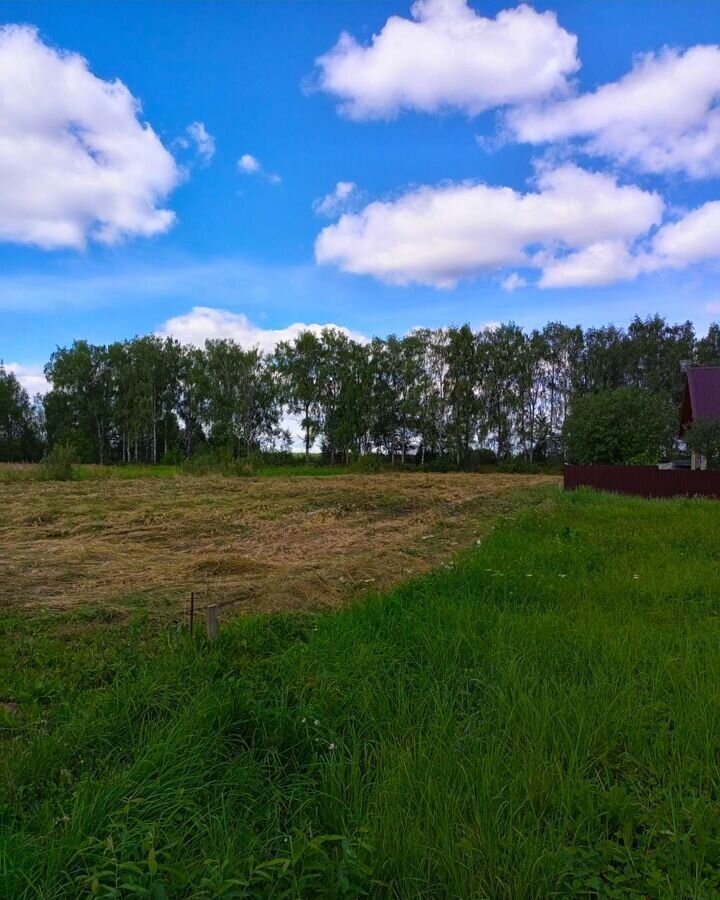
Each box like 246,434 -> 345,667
538,240 -> 642,288
508,45 -> 720,179
5,362 -> 50,396
0,25 -> 180,249
238,153 -> 262,174
539,200 -> 720,287
313,0 -> 578,120
237,153 -> 281,184
315,165 -> 664,288
313,181 -> 358,217
651,201 -> 720,268
180,121 -> 215,164
157,306 -> 366,352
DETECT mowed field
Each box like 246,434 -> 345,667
5,477 -> 720,897
0,471 -> 555,616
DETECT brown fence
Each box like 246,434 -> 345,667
564,464 -> 720,500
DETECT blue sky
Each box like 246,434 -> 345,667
2,0 -> 720,393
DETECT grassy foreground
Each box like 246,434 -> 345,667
3,488 -> 720,898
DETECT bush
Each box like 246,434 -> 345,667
423,457 -> 453,473
38,443 -> 76,481
181,446 -> 257,477
684,416 -> 720,469
159,448 -> 185,465
497,458 -> 541,474
254,449 -> 302,467
349,454 -> 386,473
563,388 -> 677,466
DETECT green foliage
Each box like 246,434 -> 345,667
37,315 -> 720,469
563,387 -> 677,465
0,365 -> 44,462
349,453 -> 385,473
38,442 -> 77,481
160,447 -> 185,465
685,415 -> 720,469
180,446 -> 256,477
5,490 -> 720,896
497,457 -> 542,474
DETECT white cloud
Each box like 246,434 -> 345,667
508,45 -> 720,179
4,362 -> 50,396
315,165 -> 663,288
539,200 -> 720,287
313,0 -> 578,120
538,240 -> 642,288
157,306 -> 366,352
501,272 -> 527,292
238,153 -> 262,174
183,121 -> 215,164
313,181 -> 358,217
651,201 -> 720,268
237,153 -> 281,184
0,25 -> 180,249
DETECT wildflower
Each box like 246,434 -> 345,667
328,742 -> 336,751
314,719 -> 319,726
301,717 -> 307,723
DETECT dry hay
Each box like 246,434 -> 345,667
0,472 -> 556,619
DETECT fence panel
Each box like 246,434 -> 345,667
564,464 -> 720,500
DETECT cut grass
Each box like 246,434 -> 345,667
3,487 -> 720,897
0,472 -> 553,615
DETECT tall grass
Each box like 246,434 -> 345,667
3,488 -> 720,897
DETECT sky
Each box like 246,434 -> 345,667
2,0 -> 720,396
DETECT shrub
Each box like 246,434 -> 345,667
497,458 -> 541,474
159,448 -> 185,465
38,443 -> 76,481
684,416 -> 720,469
425,457 -> 454,473
563,388 -> 677,465
350,454 -> 385,473
181,446 -> 256,477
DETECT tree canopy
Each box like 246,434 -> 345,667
3,314 -> 718,466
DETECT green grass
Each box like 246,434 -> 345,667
0,460 -> 562,483
3,488 -> 720,897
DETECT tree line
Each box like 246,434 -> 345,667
2,315 -> 719,466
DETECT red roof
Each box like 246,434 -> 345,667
687,367 -> 720,419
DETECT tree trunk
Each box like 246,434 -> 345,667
152,388 -> 157,464
304,403 -> 310,459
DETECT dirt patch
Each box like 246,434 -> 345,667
0,473 -> 556,618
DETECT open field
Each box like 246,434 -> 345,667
0,472 -> 555,616
4,487 -> 720,897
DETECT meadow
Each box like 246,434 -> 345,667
3,478 -> 720,897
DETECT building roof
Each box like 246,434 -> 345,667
687,367 -> 720,418
680,367 -> 720,435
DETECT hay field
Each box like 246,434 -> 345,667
0,472 -> 555,617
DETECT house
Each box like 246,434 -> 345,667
679,366 -> 720,470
